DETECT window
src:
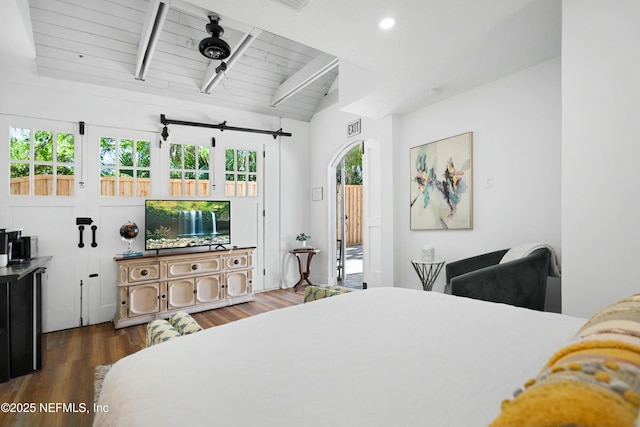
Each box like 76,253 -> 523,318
9,127 -> 75,196
100,137 -> 151,197
169,143 -> 210,197
225,149 -> 257,197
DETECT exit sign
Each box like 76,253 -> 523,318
347,119 -> 361,137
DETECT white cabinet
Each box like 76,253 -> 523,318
114,248 -> 255,329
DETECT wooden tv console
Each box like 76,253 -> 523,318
113,247 -> 255,329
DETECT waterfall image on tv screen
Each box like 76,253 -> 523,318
145,200 -> 230,250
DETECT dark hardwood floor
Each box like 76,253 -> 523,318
0,288 -> 303,427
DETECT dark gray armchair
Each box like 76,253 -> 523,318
444,248 -> 550,311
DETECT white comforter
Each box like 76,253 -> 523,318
94,287 -> 585,427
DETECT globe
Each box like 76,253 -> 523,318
120,221 -> 139,253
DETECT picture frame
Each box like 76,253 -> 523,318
410,132 -> 473,230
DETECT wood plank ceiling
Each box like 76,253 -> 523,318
28,0 -> 339,122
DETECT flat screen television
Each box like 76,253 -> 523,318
145,200 -> 231,251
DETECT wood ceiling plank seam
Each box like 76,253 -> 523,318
29,0 -> 140,17
174,10 -> 207,29
244,48 -> 309,71
144,70 -> 200,87
210,79 -> 317,110
161,17 -> 214,41
35,56 -> 169,88
233,63 -> 337,91
31,23 -> 138,55
145,61 -> 206,82
221,70 -> 280,90
235,56 -> 292,75
218,83 -> 321,111
30,3 -> 143,36
35,56 -> 134,78
225,66 -> 287,87
252,36 -> 316,60
152,51 -> 208,73
33,33 -> 136,59
260,31 -> 318,54
35,45 -> 134,74
250,39 -> 316,64
212,79 -> 277,98
30,8 -> 141,45
54,0 -> 147,17
31,0 -> 145,31
85,0 -> 149,15
35,66 -> 313,122
168,87 -> 313,121
34,41 -> 131,64
269,33 -> 322,57
202,91 -> 314,120
261,49 -> 316,70
153,40 -> 209,64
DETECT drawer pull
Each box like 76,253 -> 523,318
141,269 -> 148,276
233,259 -> 239,265
121,301 -> 126,305
191,264 -> 198,270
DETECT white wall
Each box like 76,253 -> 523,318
394,58 -> 562,296
562,0 -> 640,318
307,107 -> 375,283
278,118 -> 312,287
0,67 -> 310,328
307,104 -> 398,286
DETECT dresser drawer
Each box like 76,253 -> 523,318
128,263 -> 161,283
226,254 -> 250,270
167,256 -> 222,278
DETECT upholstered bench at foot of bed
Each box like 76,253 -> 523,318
303,285 -> 355,303
146,311 -> 203,347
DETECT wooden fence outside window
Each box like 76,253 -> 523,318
10,176 -> 257,198
338,185 -> 363,246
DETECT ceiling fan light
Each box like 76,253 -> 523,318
199,37 -> 231,59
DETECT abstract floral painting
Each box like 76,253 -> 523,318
410,132 -> 473,230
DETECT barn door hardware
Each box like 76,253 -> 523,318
91,225 -> 98,247
160,114 -> 292,140
78,226 -> 85,248
76,217 -> 94,248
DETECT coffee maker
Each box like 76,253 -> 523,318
0,229 -> 38,265
12,229 -> 37,264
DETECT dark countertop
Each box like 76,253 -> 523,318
0,257 -> 52,284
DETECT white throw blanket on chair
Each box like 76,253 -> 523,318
499,242 -> 562,277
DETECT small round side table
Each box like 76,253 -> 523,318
410,260 -> 445,291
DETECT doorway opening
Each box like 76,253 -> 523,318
336,143 -> 363,289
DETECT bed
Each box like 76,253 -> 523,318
93,287 -> 640,427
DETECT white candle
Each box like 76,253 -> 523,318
421,245 -> 435,262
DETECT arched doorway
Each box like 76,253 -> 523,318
327,140 -> 368,288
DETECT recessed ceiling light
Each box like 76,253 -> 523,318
379,17 -> 395,30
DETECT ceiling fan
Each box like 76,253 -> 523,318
199,15 -> 231,60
